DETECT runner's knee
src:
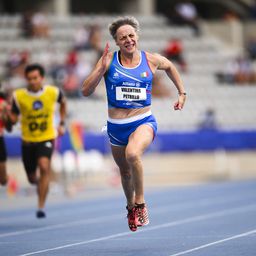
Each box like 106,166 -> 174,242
38,161 -> 50,175
39,166 -> 50,176
126,150 -> 140,165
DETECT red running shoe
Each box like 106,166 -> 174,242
126,206 -> 137,232
135,203 -> 149,226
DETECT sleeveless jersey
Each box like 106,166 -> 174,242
104,51 -> 153,109
13,85 -> 59,142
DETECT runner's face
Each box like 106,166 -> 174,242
115,25 -> 138,54
26,70 -> 44,92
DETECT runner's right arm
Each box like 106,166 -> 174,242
82,43 -> 112,96
0,98 -> 12,132
7,97 -> 19,125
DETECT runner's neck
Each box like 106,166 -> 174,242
118,50 -> 140,67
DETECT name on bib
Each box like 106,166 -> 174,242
116,87 -> 146,101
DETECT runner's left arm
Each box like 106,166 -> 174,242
153,53 -> 186,110
57,90 -> 67,136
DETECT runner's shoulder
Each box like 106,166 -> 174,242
13,87 -> 26,97
144,51 -> 162,68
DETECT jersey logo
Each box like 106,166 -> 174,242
45,141 -> 52,148
113,72 -> 119,79
33,100 -> 43,110
140,71 -> 149,78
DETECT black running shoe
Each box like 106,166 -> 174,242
36,210 -> 46,219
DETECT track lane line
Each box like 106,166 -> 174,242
18,204 -> 256,256
1,194 -> 254,238
0,213 -> 121,238
169,229 -> 256,256
1,184 -> 255,222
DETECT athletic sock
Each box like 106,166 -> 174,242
135,203 -> 145,208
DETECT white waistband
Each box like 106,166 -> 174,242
108,110 -> 152,124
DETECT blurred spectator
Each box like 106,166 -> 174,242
223,11 -> 240,21
6,51 -> 22,72
50,64 -> 67,88
0,84 -> 12,104
235,57 -> 253,84
2,22 -> 102,98
35,46 -> 57,73
62,49 -> 80,97
74,25 -> 91,51
171,1 -> 201,36
31,12 -> 49,38
252,61 -> 256,83
3,75 -> 26,90
20,11 -> 33,38
63,71 -> 80,98
250,0 -> 256,19
163,38 -> 187,72
50,50 -> 94,98
88,24 -> 102,54
74,24 -> 102,54
216,56 -> 255,85
66,49 -> 78,68
247,37 -> 256,60
74,57 -> 93,86
5,50 -> 30,78
198,108 -> 218,130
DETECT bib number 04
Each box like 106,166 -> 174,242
28,121 -> 47,132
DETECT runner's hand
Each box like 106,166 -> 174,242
100,42 -> 109,73
57,124 -> 66,136
174,94 -> 186,110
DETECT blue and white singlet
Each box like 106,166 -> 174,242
104,51 -> 153,109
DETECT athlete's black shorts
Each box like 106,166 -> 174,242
22,140 -> 54,174
0,136 -> 7,162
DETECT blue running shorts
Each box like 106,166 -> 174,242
107,114 -> 157,147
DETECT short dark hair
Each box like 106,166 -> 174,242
25,64 -> 45,77
109,16 -> 140,40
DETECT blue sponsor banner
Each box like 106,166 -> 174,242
5,129 -> 256,157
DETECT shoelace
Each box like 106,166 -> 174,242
136,207 -> 143,222
136,205 -> 149,225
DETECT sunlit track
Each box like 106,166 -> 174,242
1,180 -> 256,256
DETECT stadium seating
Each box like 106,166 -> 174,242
0,14 -> 255,131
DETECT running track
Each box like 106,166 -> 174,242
1,180 -> 256,256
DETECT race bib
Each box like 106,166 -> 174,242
116,87 -> 146,101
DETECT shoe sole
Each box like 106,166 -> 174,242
137,220 -> 149,227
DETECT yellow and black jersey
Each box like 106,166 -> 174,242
12,85 -> 63,143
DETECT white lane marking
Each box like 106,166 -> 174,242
18,204 -> 256,256
0,188 -> 254,223
0,214 -> 121,238
0,194 -> 250,238
0,193 -> 255,238
169,229 -> 256,256
0,203 -> 115,223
